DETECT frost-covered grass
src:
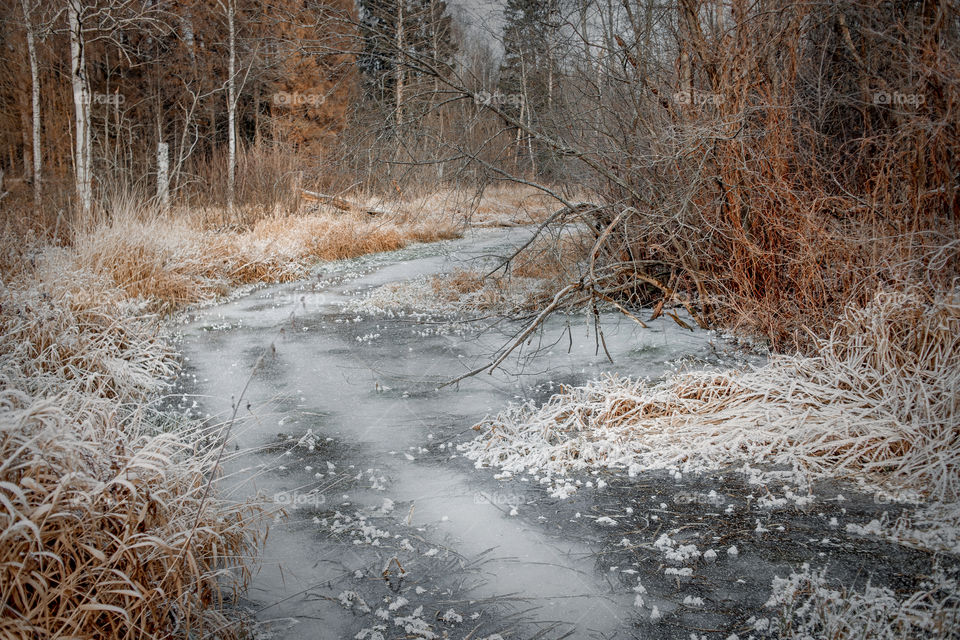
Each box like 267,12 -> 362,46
761,563 -> 959,639
0,250 -> 174,404
0,390 -> 264,638
59,184 -> 563,316
347,269 -> 552,316
0,250 -> 265,637
71,199 -> 461,313
463,290 -> 960,502
346,230 -> 591,316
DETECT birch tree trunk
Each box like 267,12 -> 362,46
395,0 -> 405,128
226,0 -> 236,217
19,100 -> 32,180
156,142 -> 169,210
68,0 -> 92,218
430,0 -> 443,180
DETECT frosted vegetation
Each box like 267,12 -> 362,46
463,290 -> 960,503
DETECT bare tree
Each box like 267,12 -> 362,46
61,0 -> 171,218
19,0 -> 43,210
222,0 -> 237,217
67,0 -> 93,218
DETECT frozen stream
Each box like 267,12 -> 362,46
172,228 -> 954,640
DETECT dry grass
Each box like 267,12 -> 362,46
247,210 -> 458,262
73,215 -> 293,314
427,232 -> 588,311
469,183 -> 566,227
431,269 -> 487,299
0,390 -> 262,639
764,563 -> 959,639
59,194 -> 463,313
427,269 -> 525,311
0,242 -> 265,638
466,289 -> 960,501
367,231 -> 590,314
306,183 -> 559,229
0,251 -> 175,403
510,233 -> 589,282
350,231 -> 591,316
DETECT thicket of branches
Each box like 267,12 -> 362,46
394,0 -> 959,350
1,0 -> 957,346
333,0 -> 960,348
555,0 -> 960,347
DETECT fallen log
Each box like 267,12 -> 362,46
301,190 -> 391,217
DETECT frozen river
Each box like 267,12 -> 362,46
173,228 -> 952,639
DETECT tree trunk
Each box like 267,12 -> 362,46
20,99 -> 32,181
395,0 -> 405,128
226,0 -> 237,217
68,0 -> 92,219
157,142 -> 170,210
430,0 -> 443,181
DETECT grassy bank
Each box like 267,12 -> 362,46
0,241 -> 260,637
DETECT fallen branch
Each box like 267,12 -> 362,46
439,281 -> 585,388
301,190 -> 390,216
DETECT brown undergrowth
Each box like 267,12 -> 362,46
0,249 -> 264,638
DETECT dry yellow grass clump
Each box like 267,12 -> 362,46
427,268 -> 514,310
68,202 -> 461,313
247,210 -> 458,263
0,390 -> 262,639
73,213 -> 296,313
509,233 -> 589,283
421,233 -> 589,312
468,183 -> 565,227
0,252 -> 175,403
